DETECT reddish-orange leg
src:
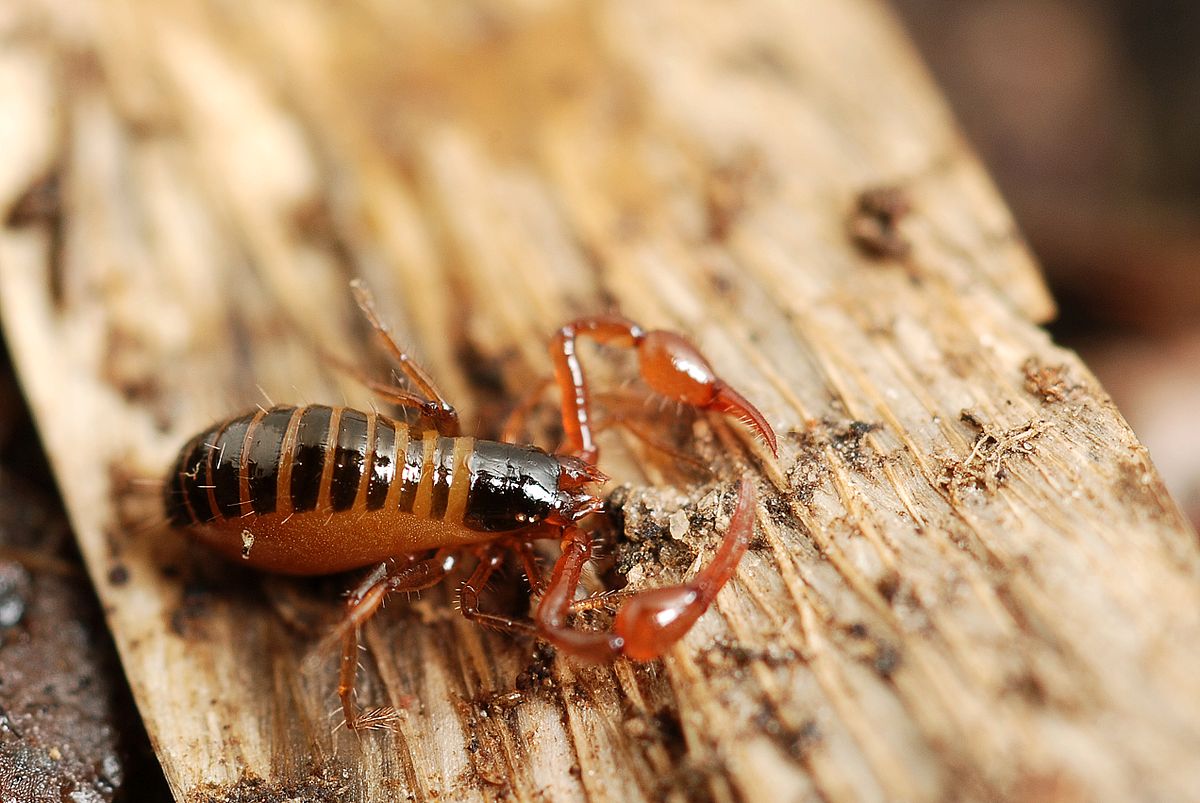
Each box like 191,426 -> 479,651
337,550 -> 458,730
514,539 -> 548,595
350,279 -> 461,436
549,315 -> 777,463
319,348 -> 461,436
457,544 -> 538,637
535,477 -> 756,662
505,382 -> 707,472
339,544 -> 547,731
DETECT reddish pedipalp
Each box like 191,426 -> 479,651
536,477 -> 756,662
709,382 -> 778,456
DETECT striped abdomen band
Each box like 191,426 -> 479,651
164,406 -> 476,528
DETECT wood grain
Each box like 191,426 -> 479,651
1,0 -> 1198,801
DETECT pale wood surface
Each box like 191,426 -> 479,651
2,1 -> 1199,801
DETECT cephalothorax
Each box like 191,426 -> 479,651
166,281 -> 776,729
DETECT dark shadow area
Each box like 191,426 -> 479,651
0,335 -> 173,803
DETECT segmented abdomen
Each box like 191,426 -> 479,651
164,405 -> 478,529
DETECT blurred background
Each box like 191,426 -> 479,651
893,0 -> 1200,529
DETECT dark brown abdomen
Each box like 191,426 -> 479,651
164,406 -> 568,573
164,405 -> 480,529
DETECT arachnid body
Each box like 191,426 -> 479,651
165,282 -> 776,729
165,406 -> 604,574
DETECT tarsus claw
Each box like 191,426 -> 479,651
710,382 -> 778,456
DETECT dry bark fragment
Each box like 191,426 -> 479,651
0,1 -> 1197,802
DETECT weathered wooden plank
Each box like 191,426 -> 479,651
1,0 -> 1198,801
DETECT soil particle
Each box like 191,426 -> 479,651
875,569 -> 902,603
940,416 -> 1051,500
829,420 -> 881,471
841,622 -> 903,679
1022,357 -> 1077,403
700,636 -> 799,671
513,643 -> 557,693
755,706 -> 822,760
452,696 -> 511,789
608,484 -> 734,582
784,427 -> 829,503
848,185 -> 913,260
785,418 -> 881,505
185,763 -> 352,803
106,565 -> 129,587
